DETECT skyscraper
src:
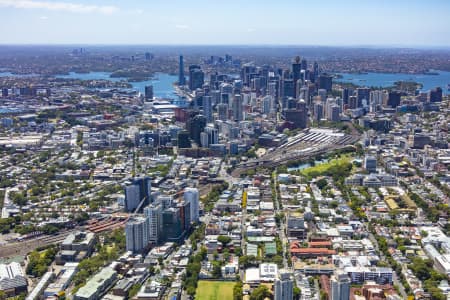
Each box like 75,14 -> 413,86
202,95 -> 213,122
124,184 -> 140,212
356,88 -> 371,107
318,74 -> 333,92
177,130 -> 191,148
189,65 -> 204,91
178,55 -> 185,86
386,91 -> 401,108
274,270 -> 294,300
331,272 -> 351,300
187,114 -> 207,145
125,216 -> 149,253
312,62 -> 319,83
124,177 -> 152,212
202,125 -> 219,147
282,79 -> 295,98
292,56 -> 302,97
301,58 -> 307,71
217,103 -> 228,121
145,85 -> 154,100
428,87 -> 442,102
283,99 -> 307,129
144,204 -> 162,244
232,94 -> 243,121
184,188 -> 199,223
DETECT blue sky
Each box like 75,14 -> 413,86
0,0 -> 449,46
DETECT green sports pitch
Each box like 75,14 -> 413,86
195,280 -> 236,300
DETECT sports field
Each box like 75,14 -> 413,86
196,280 -> 235,300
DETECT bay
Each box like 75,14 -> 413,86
55,72 -> 178,98
336,70 -> 450,94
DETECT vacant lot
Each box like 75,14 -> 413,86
196,281 -> 235,300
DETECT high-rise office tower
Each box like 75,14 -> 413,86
184,188 -> 199,223
268,81 -> 277,98
342,88 -> 351,105
124,184 -> 140,212
144,204 -> 162,244
210,90 -> 221,106
313,101 -> 324,122
232,94 -> 243,121
283,99 -> 307,129
370,90 -> 386,112
428,87 -> 443,102
177,130 -> 191,148
145,85 -> 154,100
301,58 -> 307,71
318,74 -> 333,92
282,79 -> 295,98
262,96 -> 273,115
179,55 -> 185,86
386,91 -> 401,108
318,89 -> 327,103
202,125 -> 219,147
125,216 -> 149,253
349,96 -> 358,109
356,88 -> 371,107
331,272 -> 351,300
200,132 -> 209,148
292,56 -> 302,97
274,270 -> 294,300
312,61 -> 319,83
202,95 -> 213,122
187,114 -> 207,145
124,177 -> 152,212
218,103 -> 228,121
329,105 -> 340,122
189,65 -> 204,91
299,87 -> 309,105
241,63 -> 257,85
161,207 -> 184,243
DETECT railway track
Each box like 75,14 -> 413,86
0,229 -> 79,258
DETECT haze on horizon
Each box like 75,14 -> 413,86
0,0 -> 449,47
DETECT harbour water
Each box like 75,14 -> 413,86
55,72 -> 179,98
336,70 -> 450,94
2,70 -> 450,96
0,71 -> 179,98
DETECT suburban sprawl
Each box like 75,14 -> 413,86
0,46 -> 448,300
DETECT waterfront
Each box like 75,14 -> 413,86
337,70 -> 450,94
0,72 -> 179,99
55,72 -> 178,98
2,70 -> 450,96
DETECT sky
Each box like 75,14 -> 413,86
0,0 -> 449,46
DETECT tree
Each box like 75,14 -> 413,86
211,261 -> 222,279
293,286 -> 301,300
233,281 -> 243,300
218,235 -> 232,246
128,284 -> 142,298
316,178 -> 328,190
250,285 -> 271,300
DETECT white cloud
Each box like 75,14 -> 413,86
0,0 -> 119,14
39,15 -> 48,20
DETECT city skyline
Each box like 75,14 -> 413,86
0,0 -> 450,47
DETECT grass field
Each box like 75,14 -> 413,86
300,155 -> 351,177
196,281 -> 236,300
